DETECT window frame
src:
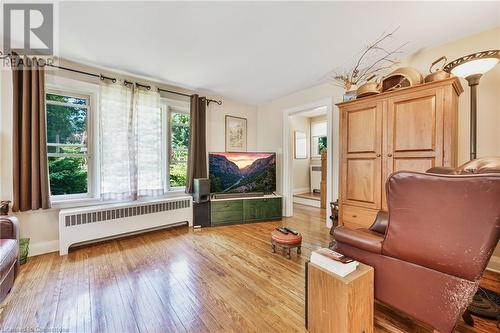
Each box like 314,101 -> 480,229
161,98 -> 190,192
45,79 -> 99,203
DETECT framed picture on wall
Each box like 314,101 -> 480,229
225,115 -> 247,152
294,131 -> 307,159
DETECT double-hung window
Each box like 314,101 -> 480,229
46,91 -> 92,199
165,104 -> 190,189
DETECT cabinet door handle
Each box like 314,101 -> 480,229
376,154 -> 381,157
352,215 -> 357,218
387,153 -> 393,157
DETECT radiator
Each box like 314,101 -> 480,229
310,165 -> 321,193
58,196 -> 193,255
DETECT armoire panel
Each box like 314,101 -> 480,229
393,95 -> 436,152
347,108 -> 378,153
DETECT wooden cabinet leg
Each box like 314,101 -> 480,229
287,248 -> 291,259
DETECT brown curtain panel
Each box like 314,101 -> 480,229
12,57 -> 50,212
186,94 -> 207,193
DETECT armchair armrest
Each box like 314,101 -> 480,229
0,216 -> 19,240
333,226 -> 383,254
369,211 -> 388,235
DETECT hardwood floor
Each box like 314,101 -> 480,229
0,204 -> 498,333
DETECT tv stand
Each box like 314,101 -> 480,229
212,192 -> 264,200
210,194 -> 282,226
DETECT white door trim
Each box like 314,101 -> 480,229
282,97 -> 338,226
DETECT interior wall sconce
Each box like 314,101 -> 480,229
444,50 -> 500,160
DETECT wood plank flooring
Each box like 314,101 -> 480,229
0,204 -> 498,333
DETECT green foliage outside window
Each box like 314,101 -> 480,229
170,112 -> 190,187
318,136 -> 327,153
46,93 -> 89,196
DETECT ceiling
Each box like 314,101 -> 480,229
299,107 -> 327,118
58,1 -> 500,105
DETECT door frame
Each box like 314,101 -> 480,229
281,97 -> 339,227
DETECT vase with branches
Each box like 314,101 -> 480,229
331,28 -> 407,92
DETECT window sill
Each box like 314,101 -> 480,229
51,190 -> 189,210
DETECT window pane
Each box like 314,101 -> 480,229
171,110 -> 190,149
46,93 -> 87,105
48,157 -> 88,195
170,162 -> 187,187
171,112 -> 190,125
311,121 -> 327,137
46,103 -> 87,145
169,111 -> 190,188
171,149 -> 188,163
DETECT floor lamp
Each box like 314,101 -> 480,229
444,50 -> 500,161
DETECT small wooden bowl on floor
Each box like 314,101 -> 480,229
271,229 -> 302,259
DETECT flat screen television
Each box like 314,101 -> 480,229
209,152 -> 276,194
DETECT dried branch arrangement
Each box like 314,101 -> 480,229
331,28 -> 407,91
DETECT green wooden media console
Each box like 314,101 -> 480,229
210,195 -> 282,226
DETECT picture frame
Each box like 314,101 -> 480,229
294,131 -> 307,159
225,115 -> 247,152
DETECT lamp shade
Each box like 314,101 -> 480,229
450,58 -> 499,78
444,50 -> 500,78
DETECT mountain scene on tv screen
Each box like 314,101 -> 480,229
209,153 -> 276,193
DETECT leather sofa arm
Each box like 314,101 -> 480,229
369,211 -> 388,235
333,226 -> 383,254
0,216 -> 19,240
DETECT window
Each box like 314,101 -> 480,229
311,121 -> 327,157
169,109 -> 190,188
46,91 -> 91,198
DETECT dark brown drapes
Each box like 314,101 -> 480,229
12,57 -> 50,212
186,94 -> 207,193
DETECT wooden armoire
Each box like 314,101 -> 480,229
337,77 -> 463,229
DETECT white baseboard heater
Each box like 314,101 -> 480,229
58,196 -> 193,255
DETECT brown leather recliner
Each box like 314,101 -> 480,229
0,216 -> 19,303
333,157 -> 500,333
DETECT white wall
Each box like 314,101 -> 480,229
289,115 -> 310,192
206,97 -> 258,152
0,61 -> 258,256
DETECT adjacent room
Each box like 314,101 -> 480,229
0,2 -> 499,333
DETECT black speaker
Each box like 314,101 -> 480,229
193,178 -> 210,203
193,201 -> 211,228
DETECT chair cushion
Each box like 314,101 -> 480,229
271,230 -> 302,245
0,239 -> 18,280
334,226 -> 383,254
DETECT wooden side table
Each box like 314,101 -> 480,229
306,261 -> 374,333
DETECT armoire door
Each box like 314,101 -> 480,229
340,100 -> 383,210
383,87 -> 444,209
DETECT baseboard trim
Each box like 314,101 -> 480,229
293,196 -> 321,208
28,240 -> 59,257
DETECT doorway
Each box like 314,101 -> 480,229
282,98 -> 339,227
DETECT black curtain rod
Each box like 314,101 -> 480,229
47,63 -> 222,105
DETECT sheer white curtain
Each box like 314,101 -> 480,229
100,81 -> 135,200
134,87 -> 164,196
99,82 -> 164,200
